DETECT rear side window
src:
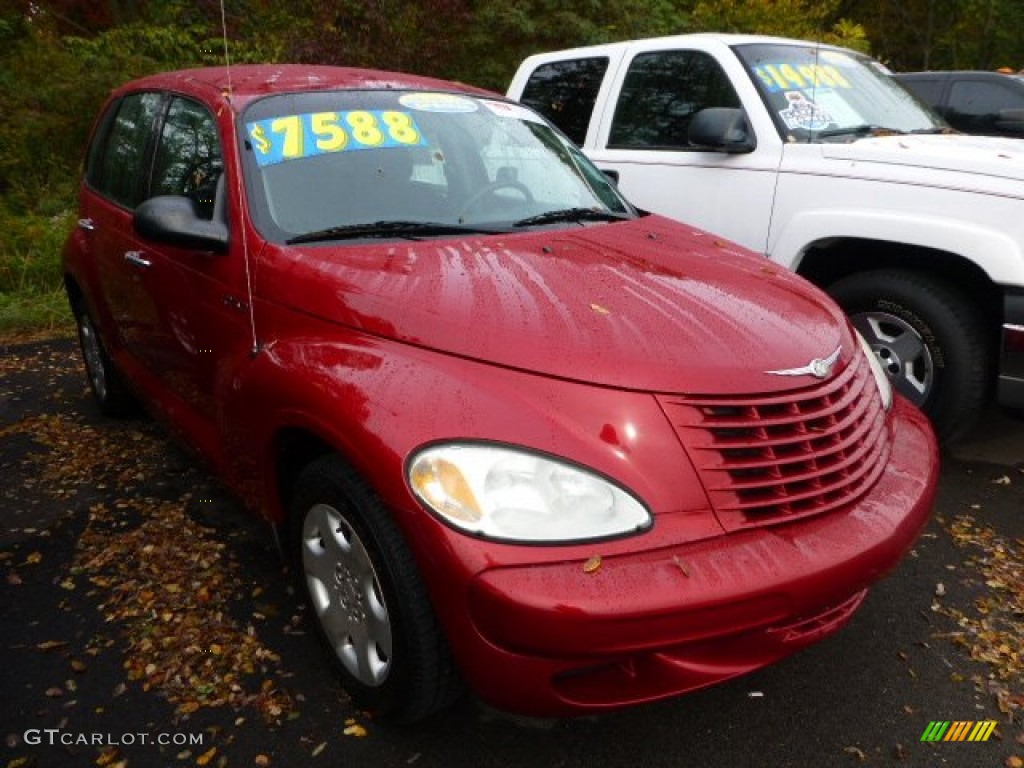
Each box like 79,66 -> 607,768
150,97 -> 223,219
897,76 -> 945,106
87,92 -> 163,208
519,57 -> 609,145
609,50 -> 740,149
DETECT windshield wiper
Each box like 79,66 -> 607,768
513,207 -> 632,228
815,124 -> 907,139
286,220 -> 508,244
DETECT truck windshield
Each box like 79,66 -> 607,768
733,43 -> 947,142
240,90 -> 633,242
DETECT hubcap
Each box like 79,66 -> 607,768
301,503 -> 392,687
850,310 -> 933,406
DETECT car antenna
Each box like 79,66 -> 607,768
219,0 -> 261,357
809,38 -> 821,142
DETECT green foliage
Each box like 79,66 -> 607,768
451,0 -> 687,91
689,0 -> 869,50
0,209 -> 74,333
843,0 -> 1024,70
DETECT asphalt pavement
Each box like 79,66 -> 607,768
1,337 -> 1022,768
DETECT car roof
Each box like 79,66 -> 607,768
111,64 -> 496,109
896,70 -> 1024,82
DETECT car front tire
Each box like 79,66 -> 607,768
290,455 -> 463,722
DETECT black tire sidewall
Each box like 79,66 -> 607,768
73,307 -> 136,417
829,270 -> 990,443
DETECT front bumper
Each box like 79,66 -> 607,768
454,399 -> 938,717
997,290 -> 1024,408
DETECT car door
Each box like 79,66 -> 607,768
585,44 -> 782,254
79,91 -> 165,363
135,94 -> 252,436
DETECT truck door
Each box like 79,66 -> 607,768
586,45 -> 782,254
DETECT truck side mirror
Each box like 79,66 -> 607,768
688,108 -> 756,154
996,108 -> 1024,135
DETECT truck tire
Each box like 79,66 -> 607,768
828,269 -> 990,444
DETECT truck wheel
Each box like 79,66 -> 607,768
290,455 -> 463,722
828,269 -> 990,444
73,304 -> 137,417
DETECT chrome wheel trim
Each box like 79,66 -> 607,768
301,502 -> 392,687
850,310 -> 934,406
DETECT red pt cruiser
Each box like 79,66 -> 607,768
62,65 -> 939,721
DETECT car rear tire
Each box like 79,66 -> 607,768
73,304 -> 138,417
290,455 -> 463,722
829,269 -> 990,444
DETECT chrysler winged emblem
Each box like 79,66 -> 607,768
766,346 -> 841,380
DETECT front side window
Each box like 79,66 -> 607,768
608,50 -> 741,149
240,90 -> 632,242
519,57 -> 609,145
150,97 -> 223,219
945,78 -> 1024,135
734,43 -> 945,141
89,92 -> 163,208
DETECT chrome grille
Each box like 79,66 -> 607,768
657,353 -> 890,531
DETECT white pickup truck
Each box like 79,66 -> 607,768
507,33 -> 1024,443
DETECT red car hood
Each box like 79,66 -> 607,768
258,216 -> 852,394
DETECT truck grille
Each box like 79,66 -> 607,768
657,353 -> 890,531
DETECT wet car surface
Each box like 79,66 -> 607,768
61,65 -> 939,721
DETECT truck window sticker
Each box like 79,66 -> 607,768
779,91 -> 835,130
754,63 -> 853,94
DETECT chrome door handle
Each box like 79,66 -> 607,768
124,251 -> 152,268
77,218 -> 96,231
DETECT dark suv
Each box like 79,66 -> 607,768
894,70 -> 1024,137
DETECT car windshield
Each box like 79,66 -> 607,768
733,42 -> 948,142
240,90 -> 633,242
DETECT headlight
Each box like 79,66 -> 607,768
407,443 -> 651,543
856,331 -> 894,411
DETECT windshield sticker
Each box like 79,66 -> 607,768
246,110 -> 426,167
755,63 -> 852,93
481,100 -> 545,123
398,93 -> 478,113
779,91 -> 835,131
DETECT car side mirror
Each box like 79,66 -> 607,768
134,195 -> 229,253
688,108 -> 756,154
996,108 -> 1024,135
